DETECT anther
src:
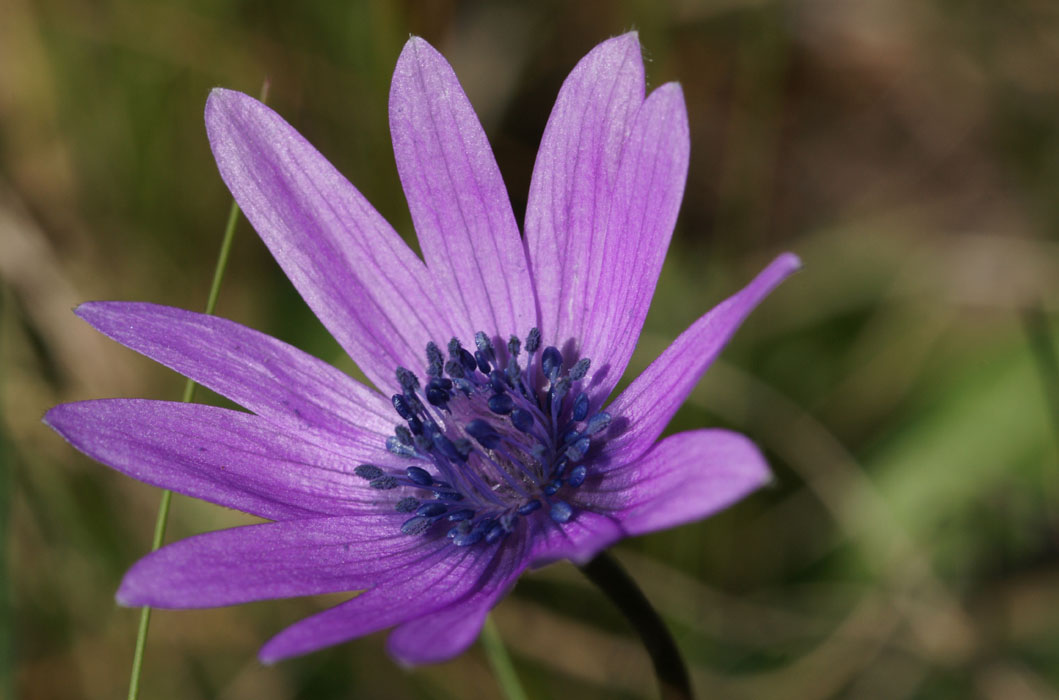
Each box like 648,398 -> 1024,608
508,335 -> 521,359
406,466 -> 433,486
465,419 -> 501,449
426,342 -> 444,376
488,393 -> 514,415
568,465 -> 587,488
354,464 -> 384,480
541,346 -> 562,380
570,358 -> 591,381
549,501 -> 574,523
511,409 -> 534,433
585,412 -> 612,436
396,497 -> 419,513
572,393 -> 589,422
401,516 -> 433,535
392,394 -> 414,420
416,502 -> 447,517
526,327 -> 541,353
396,367 -> 419,393
369,476 -> 400,490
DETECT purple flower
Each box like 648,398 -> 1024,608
45,33 -> 799,665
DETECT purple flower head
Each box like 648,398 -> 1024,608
45,34 -> 800,665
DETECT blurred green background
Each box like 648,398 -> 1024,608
4,0 -> 1059,698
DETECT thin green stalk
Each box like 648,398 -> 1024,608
126,195 -> 242,700
480,615 -> 528,700
579,551 -> 693,700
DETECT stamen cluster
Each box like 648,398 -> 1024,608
354,328 -> 612,547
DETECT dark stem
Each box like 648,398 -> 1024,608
579,551 -> 693,700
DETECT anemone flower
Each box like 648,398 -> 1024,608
45,33 -> 799,666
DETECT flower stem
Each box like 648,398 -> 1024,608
126,196 -> 243,700
579,551 -> 693,700
480,615 -> 528,700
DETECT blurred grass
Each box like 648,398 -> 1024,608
4,0 -> 1059,698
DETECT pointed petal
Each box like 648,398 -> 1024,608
117,516 -> 445,608
389,37 -> 535,343
259,531 -> 531,663
206,88 -> 452,392
587,429 -> 770,536
579,83 -> 690,399
524,33 -> 645,360
600,254 -> 801,467
76,302 -> 395,454
44,400 -> 395,520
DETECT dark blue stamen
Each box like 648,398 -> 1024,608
416,502 -> 448,517
489,370 -> 508,394
526,327 -> 541,353
550,501 -> 574,523
465,419 -> 501,449
541,346 -> 562,380
425,377 -> 453,408
392,394 -> 414,420
386,330 -> 616,548
369,476 -> 399,490
394,425 -> 414,446
401,516 -> 433,535
444,359 -> 465,379
565,436 -> 591,461
511,408 -> 534,433
488,393 -> 514,415
518,500 -> 542,515
572,393 -> 589,422
396,367 -> 419,393
474,331 -> 495,362
426,342 -> 444,376
453,528 -> 484,547
387,436 -> 419,458
585,412 -> 612,436
570,358 -> 591,381
354,464 -> 384,480
406,466 -> 433,486
485,523 -> 506,544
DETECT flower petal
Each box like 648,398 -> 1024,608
524,33 -> 645,362
206,88 -> 452,392
587,429 -> 771,536
117,516 -> 445,608
44,400 -> 394,520
384,557 -> 522,665
600,253 -> 801,467
258,531 -> 531,663
529,510 -> 624,567
579,83 -> 690,400
75,302 -> 395,454
389,37 -> 535,344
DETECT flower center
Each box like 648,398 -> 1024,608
354,327 -> 611,547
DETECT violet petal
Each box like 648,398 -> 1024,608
117,516 -> 445,608
389,37 -> 535,343
76,302 -> 395,453
525,33 -> 645,369
206,88 -> 453,392
589,429 -> 771,536
44,399 -> 394,520
601,253 -> 801,467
